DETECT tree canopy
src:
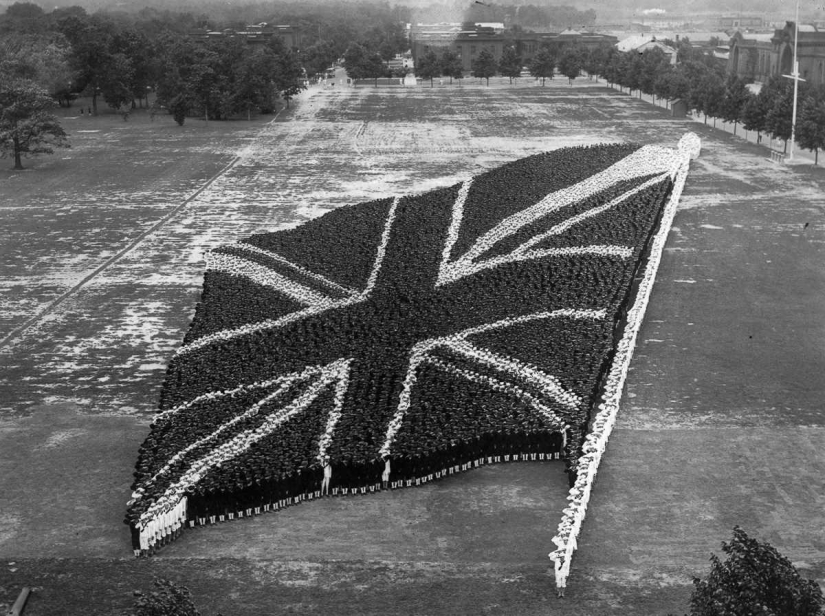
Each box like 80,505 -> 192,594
0,77 -> 69,169
797,94 -> 825,164
691,527 -> 824,616
528,47 -> 555,86
557,46 -> 583,84
416,49 -> 441,87
472,48 -> 497,86
498,46 -> 522,84
440,49 -> 463,84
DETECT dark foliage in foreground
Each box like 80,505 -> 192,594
690,527 -> 824,616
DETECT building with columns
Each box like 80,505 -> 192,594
728,22 -> 825,87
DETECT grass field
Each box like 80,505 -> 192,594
0,76 -> 823,615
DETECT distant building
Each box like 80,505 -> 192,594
190,23 -> 302,49
713,44 -> 731,63
671,98 -> 688,117
616,36 -> 678,63
410,25 -> 616,73
728,22 -> 825,88
718,15 -> 764,30
387,53 -> 414,74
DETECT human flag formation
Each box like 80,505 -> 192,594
127,134 -> 700,560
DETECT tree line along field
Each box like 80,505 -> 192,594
0,78 -> 823,615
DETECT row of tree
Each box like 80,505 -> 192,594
153,37 -> 306,124
0,0 -> 416,167
405,37 -> 825,163
408,44 -> 586,88
583,41 -> 825,162
0,1 -> 413,118
0,9 -> 308,122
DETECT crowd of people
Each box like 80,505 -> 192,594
127,140 -> 681,555
127,431 -> 569,555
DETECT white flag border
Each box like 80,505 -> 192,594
548,132 -> 701,592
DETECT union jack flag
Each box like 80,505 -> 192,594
128,140 -> 685,552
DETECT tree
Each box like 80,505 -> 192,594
185,49 -> 220,121
300,41 -> 337,80
273,49 -> 306,107
361,51 -> 386,87
100,52 -> 135,112
59,14 -> 118,114
110,28 -> 155,108
638,48 -> 670,103
765,79 -> 794,151
529,47 -> 555,86
688,68 -> 725,125
0,32 -> 74,106
132,578 -> 201,616
797,93 -> 825,165
602,49 -> 626,89
718,74 -> 750,135
690,527 -> 824,616
498,45 -> 522,84
1,2 -> 47,34
557,45 -> 583,85
471,48 -> 497,86
741,90 -> 769,143
583,43 -> 611,80
343,42 -> 367,83
234,48 -> 274,118
0,78 -> 69,170
654,65 -> 690,108
362,22 -> 407,62
5,2 -> 45,20
167,94 -> 188,126
618,52 -> 643,95
440,49 -> 463,84
416,49 -> 440,87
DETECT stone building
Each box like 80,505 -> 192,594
410,25 -> 617,74
728,22 -> 825,87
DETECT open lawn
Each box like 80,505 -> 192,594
0,76 -> 823,615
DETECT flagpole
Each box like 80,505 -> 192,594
788,0 -> 800,161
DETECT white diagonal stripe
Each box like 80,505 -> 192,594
438,179 -> 473,277
232,242 -> 358,296
317,360 -> 352,464
441,245 -> 633,287
362,196 -> 400,295
139,374 -> 306,498
424,355 -> 566,427
138,358 -> 350,525
514,173 -> 670,256
179,197 -> 402,356
208,252 -> 338,307
379,309 -> 604,457
153,372 -> 311,424
438,145 -> 680,286
444,339 -> 581,409
177,303 -> 341,357
447,308 -> 606,340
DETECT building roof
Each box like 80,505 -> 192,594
737,32 -> 775,43
616,36 -> 676,55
